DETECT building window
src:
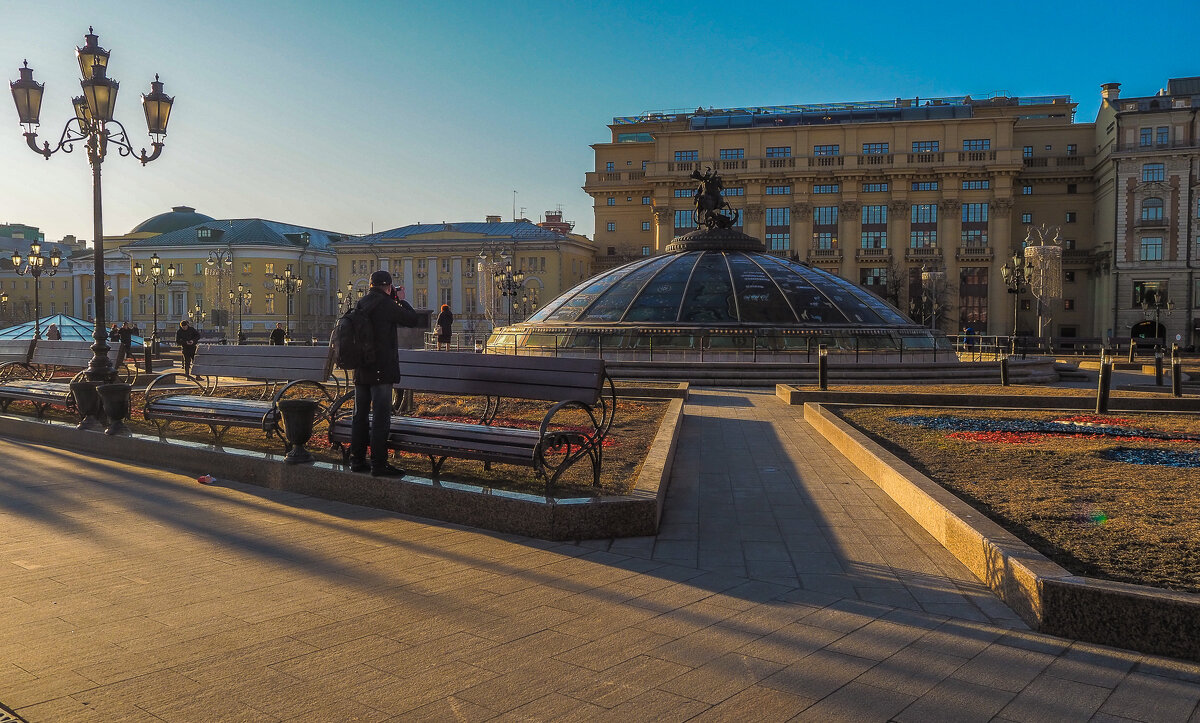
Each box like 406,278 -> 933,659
605,161 -> 614,171
1141,197 -> 1164,221
813,205 -> 838,226
674,150 -> 698,162
959,266 -> 989,332
1065,211 -> 1077,223
241,262 -> 252,274
813,144 -> 840,156
812,184 -> 840,194
962,203 -> 989,247
1063,299 -> 1075,311
860,231 -> 887,249
861,205 -> 887,225
1139,128 -> 1152,147
862,142 -> 889,154
642,221 -> 651,231
962,139 -> 990,151
607,197 -> 615,206
1156,126 -> 1169,145
962,180 -> 990,190
910,230 -> 936,248
1023,146 -> 1034,158
1141,163 -> 1165,182
766,146 -> 791,158
723,187 -> 744,196
860,267 -> 887,290
911,181 -> 938,191
642,161 -> 648,170
642,246 -> 651,256
642,196 -> 651,205
718,148 -> 744,160
1063,238 -> 1076,250
1133,280 -> 1167,307
911,204 -> 937,224
674,188 -> 691,198
862,183 -> 889,193
1022,185 -> 1033,195
1067,184 -> 1078,194
1139,237 -> 1163,261
765,207 -> 790,227
1021,213 -> 1033,224
606,222 -> 616,232
766,233 -> 791,251
264,293 -> 275,315
910,204 -> 937,248
1064,271 -> 1076,283
1066,144 -> 1077,156
674,209 -> 695,235
962,203 -> 988,223
1045,144 -> 1052,151
766,185 -> 791,195
912,141 -> 939,153
813,232 -> 835,249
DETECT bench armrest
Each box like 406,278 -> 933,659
272,379 -> 336,421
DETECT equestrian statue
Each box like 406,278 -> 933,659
691,166 -> 739,230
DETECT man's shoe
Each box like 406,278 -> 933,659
371,464 -> 404,478
350,460 -> 370,473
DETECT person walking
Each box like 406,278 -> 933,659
349,270 -> 417,477
118,322 -> 133,364
175,320 -> 201,377
435,304 -> 453,351
269,322 -> 286,346
108,323 -> 120,343
45,323 -> 61,340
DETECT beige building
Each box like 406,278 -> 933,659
586,94 -> 1102,338
1094,77 -> 1200,348
333,217 -> 596,333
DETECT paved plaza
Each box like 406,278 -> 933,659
1,388 -> 1198,721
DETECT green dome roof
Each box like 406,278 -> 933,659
130,206 -> 215,234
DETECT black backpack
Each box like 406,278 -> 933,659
331,306 -> 375,371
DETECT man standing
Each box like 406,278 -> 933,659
175,320 -> 201,377
118,322 -> 133,362
270,322 -> 286,346
350,270 -> 417,477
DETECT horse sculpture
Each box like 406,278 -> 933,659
691,167 -> 738,230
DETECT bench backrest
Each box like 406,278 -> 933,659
396,350 -> 605,404
0,339 -> 34,366
192,345 -> 334,382
30,340 -> 97,368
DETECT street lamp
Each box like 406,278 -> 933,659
1001,251 -> 1032,355
493,253 -> 526,326
10,28 -> 174,381
273,264 -> 303,342
1140,289 -> 1174,346
335,281 -> 360,312
10,241 -> 62,338
133,253 -> 176,367
229,283 -> 252,344
907,266 -> 945,331
514,287 -> 539,320
205,248 -> 233,337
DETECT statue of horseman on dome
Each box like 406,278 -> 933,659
691,166 -> 739,230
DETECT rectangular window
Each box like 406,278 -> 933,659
264,263 -> 275,275
1022,185 -> 1033,195
766,233 -> 791,250
813,144 -> 840,156
1065,211 -> 1077,223
812,184 -> 840,194
909,230 -> 937,248
194,262 -> 203,275
1139,237 -> 1163,261
674,209 -> 695,235
674,188 -> 691,198
959,266 -> 989,331
962,139 -> 990,151
766,146 -> 791,158
765,185 -> 791,195
241,262 -> 252,274
1156,126 -> 1169,145
1142,163 -> 1165,182
911,181 -> 939,191
765,207 -> 790,227
862,183 -> 889,193
861,205 -> 887,225
718,148 -> 744,159
605,161 -> 614,171
1066,144 -> 1077,156
1023,145 -> 1034,158
912,140 -> 939,153
674,150 -> 698,162
723,187 -> 744,196
606,222 -> 616,232
814,232 -> 835,249
911,204 -> 938,224
1139,128 -> 1152,147
415,288 -> 428,308
1063,299 -> 1075,311
1021,212 -> 1033,224
860,267 -> 887,288
642,196 -> 651,205
1067,184 -> 1078,194
860,231 -> 887,249
813,206 -> 838,226
962,180 -> 990,190
910,203 -> 937,248
264,293 -> 275,315
642,246 -> 651,256
862,142 -> 889,155
765,208 -> 790,250
962,203 -> 989,223
607,197 -> 615,206
1064,271 -> 1076,283
642,221 -> 651,231
464,287 -> 476,314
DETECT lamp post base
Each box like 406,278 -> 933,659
278,398 -> 319,465
97,383 -> 133,436
70,380 -> 105,431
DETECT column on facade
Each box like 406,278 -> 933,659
991,198 -> 1015,336
653,207 -> 672,252
451,256 -> 463,314
791,202 -> 811,259
941,198 -> 961,261
427,256 -> 437,311
839,200 -> 859,273
402,258 -> 414,305
73,273 -> 84,318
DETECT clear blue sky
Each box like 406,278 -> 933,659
1,0 -> 1194,243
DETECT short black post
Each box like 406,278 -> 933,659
1095,348 -> 1112,414
1172,344 -> 1183,398
70,380 -> 105,431
1127,339 -> 1136,364
97,383 -> 133,436
1154,346 -> 1164,386
278,398 -> 319,465
143,342 -> 154,374
817,344 -> 829,390
999,356 -> 1010,386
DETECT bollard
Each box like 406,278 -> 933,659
999,356 -> 1010,386
1095,348 -> 1112,413
1127,340 -> 1136,364
1172,344 -> 1183,398
1154,346 -> 1164,386
817,344 -> 829,390
144,342 -> 154,374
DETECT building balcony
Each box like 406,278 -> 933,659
857,154 -> 894,166
905,246 -> 943,263
1020,156 -> 1090,172
808,156 -> 844,168
955,245 -> 994,262
907,152 -> 944,164
807,247 -> 843,264
1135,218 -> 1168,229
854,247 -> 891,262
957,151 -> 997,163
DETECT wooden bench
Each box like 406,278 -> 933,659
328,350 -> 616,488
143,345 -> 342,444
0,340 -> 133,417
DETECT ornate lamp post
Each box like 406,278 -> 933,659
273,265 -> 303,342
907,266 -> 945,331
493,253 -> 525,326
229,283 -> 252,344
133,253 -> 175,369
1140,289 -> 1174,346
1001,251 -> 1032,355
335,281 -> 360,312
514,287 -> 538,320
205,248 -> 233,336
10,27 -> 174,382
10,241 -> 62,338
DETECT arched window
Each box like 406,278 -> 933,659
1141,197 -> 1164,221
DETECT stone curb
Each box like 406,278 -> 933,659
804,402 -> 1200,662
776,385 -> 1200,412
0,397 -> 685,541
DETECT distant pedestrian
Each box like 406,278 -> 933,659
108,323 -> 120,342
176,320 -> 201,377
118,322 -> 133,361
436,304 -> 453,351
269,322 -> 286,346
45,323 -> 61,340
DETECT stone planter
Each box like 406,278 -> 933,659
70,380 -> 105,432
278,398 -> 319,465
97,383 -> 133,436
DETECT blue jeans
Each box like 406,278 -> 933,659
350,383 -> 393,467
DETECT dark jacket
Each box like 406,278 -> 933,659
436,310 -> 453,338
269,327 -> 286,345
353,287 -> 418,386
176,325 -> 201,354
118,327 -> 133,346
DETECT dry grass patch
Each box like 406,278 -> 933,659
840,405 -> 1200,593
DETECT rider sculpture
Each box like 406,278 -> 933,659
692,167 -> 739,230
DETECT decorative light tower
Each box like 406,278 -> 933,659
493,252 -> 526,326
335,281 -> 359,312
1001,251 -> 1032,355
10,241 -> 62,338
229,283 -> 252,344
10,27 -> 174,382
1022,223 -> 1063,351
1140,289 -> 1174,345
133,253 -> 176,369
205,248 -> 233,336
273,265 -> 303,342
515,287 -> 539,321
